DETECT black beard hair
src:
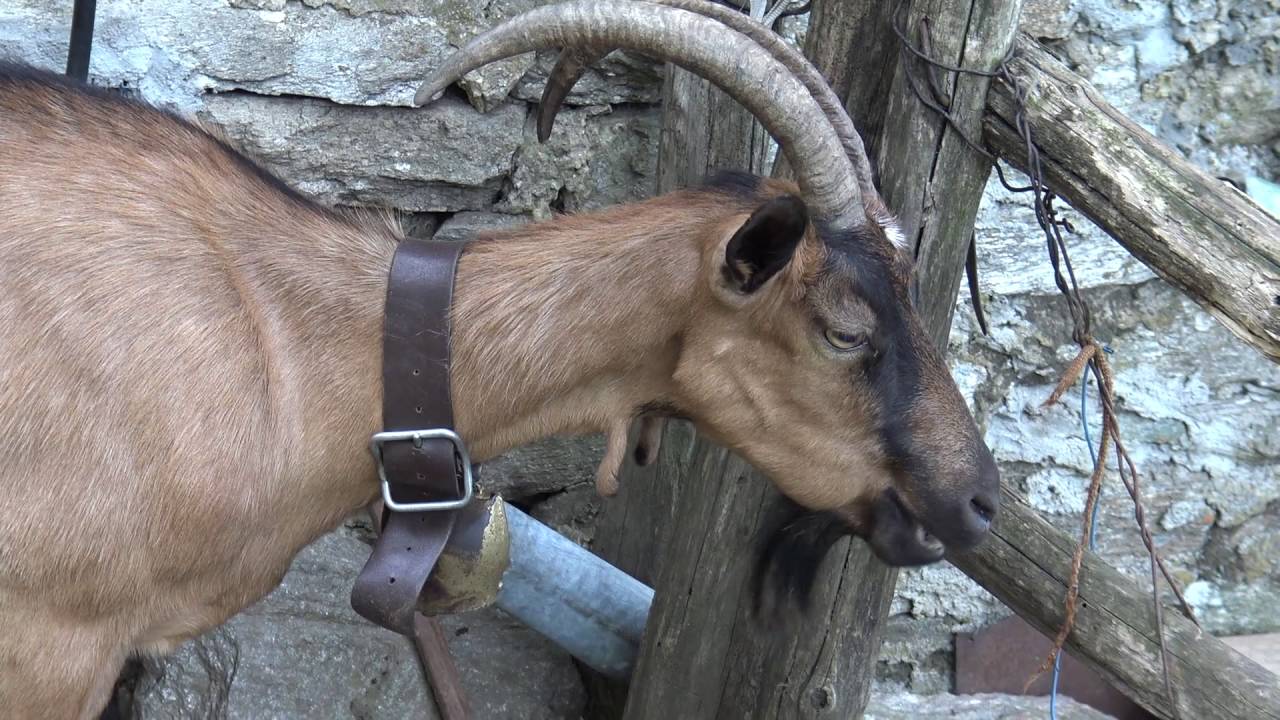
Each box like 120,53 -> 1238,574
750,495 -> 851,620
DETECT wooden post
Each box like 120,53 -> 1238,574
594,2 -> 1024,717
984,37 -> 1280,362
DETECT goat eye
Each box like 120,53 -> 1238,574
824,328 -> 867,351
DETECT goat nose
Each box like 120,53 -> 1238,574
968,491 -> 997,530
957,450 -> 1000,540
946,490 -> 997,549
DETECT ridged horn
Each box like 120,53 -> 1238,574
416,0 -> 866,231
537,46 -> 606,143
533,0 -> 877,201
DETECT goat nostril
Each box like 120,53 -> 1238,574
970,496 -> 995,527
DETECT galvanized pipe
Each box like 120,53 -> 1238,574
496,505 -> 653,680
417,499 -> 653,679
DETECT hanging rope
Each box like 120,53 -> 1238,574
890,3 -> 1200,716
1048,348 -> 1109,718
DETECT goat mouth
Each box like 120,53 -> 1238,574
914,526 -> 945,555
751,492 -> 946,616
863,489 -> 947,567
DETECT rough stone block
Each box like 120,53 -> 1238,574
200,92 -> 524,212
434,211 -> 529,243
865,691 -> 1115,719
2,0 -> 661,112
513,50 -> 664,107
1020,0 -> 1079,39
478,435 -> 605,502
500,105 -> 661,218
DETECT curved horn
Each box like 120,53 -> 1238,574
416,0 -> 866,231
533,0 -> 876,200
537,46 -> 606,143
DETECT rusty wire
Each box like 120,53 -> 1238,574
890,2 -> 1200,715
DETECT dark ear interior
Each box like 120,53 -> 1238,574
723,194 -> 808,293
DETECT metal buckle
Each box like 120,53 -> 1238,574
370,428 -> 474,512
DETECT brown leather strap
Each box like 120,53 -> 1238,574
414,614 -> 474,720
352,239 -> 467,636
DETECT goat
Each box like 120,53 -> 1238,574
0,1 -> 999,717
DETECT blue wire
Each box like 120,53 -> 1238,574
1083,365 -> 1102,548
1050,358 -> 1105,719
1050,650 -> 1063,718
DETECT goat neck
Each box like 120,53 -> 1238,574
448,195 -> 706,469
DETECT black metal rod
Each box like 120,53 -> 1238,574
65,0 -> 97,81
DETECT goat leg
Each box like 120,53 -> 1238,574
595,420 -> 630,497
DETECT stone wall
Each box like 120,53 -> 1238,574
2,0 -> 1276,716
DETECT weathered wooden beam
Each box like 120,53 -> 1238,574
984,37 -> 1280,362
950,486 -> 1280,720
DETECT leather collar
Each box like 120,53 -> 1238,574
351,239 -> 471,635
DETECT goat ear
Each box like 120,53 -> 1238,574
723,195 -> 808,294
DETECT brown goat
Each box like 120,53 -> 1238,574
0,3 -> 998,717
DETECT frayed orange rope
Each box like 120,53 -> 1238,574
1022,342 -> 1198,716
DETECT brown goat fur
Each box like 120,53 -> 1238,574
0,64 -> 995,718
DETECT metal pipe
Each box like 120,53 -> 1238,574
416,498 -> 653,679
65,0 -> 97,82
496,505 -> 653,680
